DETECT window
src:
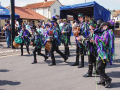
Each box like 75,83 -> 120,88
54,9 -> 56,13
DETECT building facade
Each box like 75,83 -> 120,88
25,0 -> 62,19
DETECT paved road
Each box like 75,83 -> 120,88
0,37 -> 120,90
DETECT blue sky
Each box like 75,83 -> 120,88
0,0 -> 120,10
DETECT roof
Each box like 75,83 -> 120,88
24,1 -> 56,9
15,7 -> 47,20
114,10 -> 120,17
0,5 -> 19,19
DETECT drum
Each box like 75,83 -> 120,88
13,41 -> 20,48
45,42 -> 51,51
73,27 -> 80,37
14,36 -> 23,44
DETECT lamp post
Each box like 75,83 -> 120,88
10,0 -> 15,49
85,0 -> 86,3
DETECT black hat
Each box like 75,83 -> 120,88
33,26 -> 36,29
22,25 -> 26,28
97,20 -> 102,25
89,20 -> 97,27
100,22 -> 114,29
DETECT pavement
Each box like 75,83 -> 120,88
0,36 -> 120,90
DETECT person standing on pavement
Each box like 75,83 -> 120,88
61,19 -> 71,57
71,13 -> 89,68
90,21 -> 115,88
19,26 -> 30,56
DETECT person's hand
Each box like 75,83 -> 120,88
62,31 -> 65,34
76,37 -> 81,41
21,36 -> 23,38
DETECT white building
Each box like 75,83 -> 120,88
24,0 -> 62,19
110,10 -> 120,22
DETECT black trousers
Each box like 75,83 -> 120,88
64,42 -> 70,56
21,43 -> 29,54
97,60 -> 110,82
50,40 -> 66,64
76,42 -> 84,65
45,48 -> 49,55
33,47 -> 47,60
88,53 -> 96,75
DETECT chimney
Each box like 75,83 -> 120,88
44,0 -> 47,3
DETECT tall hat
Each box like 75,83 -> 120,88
89,20 -> 97,27
33,26 -> 36,29
99,21 -> 114,29
97,20 -> 103,25
52,15 -> 57,22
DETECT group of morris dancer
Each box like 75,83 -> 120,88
18,14 -> 115,88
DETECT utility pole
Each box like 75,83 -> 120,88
10,0 -> 15,49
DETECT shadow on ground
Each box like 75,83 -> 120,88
111,82 -> 120,88
0,69 -> 10,72
0,80 -> 21,86
107,71 -> 120,78
107,63 -> 120,68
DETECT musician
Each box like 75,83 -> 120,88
46,21 -> 68,66
71,13 -> 89,68
83,20 -> 99,77
61,19 -> 70,57
19,25 -> 30,56
31,26 -> 48,64
90,21 -> 115,88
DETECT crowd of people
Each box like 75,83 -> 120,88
2,14 -> 115,88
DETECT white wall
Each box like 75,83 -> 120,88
31,1 -> 62,19
38,8 -> 44,15
43,8 -> 48,18
113,15 -> 120,22
50,0 -> 62,19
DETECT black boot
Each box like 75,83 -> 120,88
26,46 -> 30,54
21,53 -> 23,56
93,70 -> 99,75
83,73 -> 92,77
78,55 -> 84,68
49,59 -> 56,66
44,56 -> 48,61
78,64 -> 84,68
71,55 -> 79,66
105,78 -> 112,88
31,59 -> 37,64
97,81 -> 105,86
64,55 -> 68,62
